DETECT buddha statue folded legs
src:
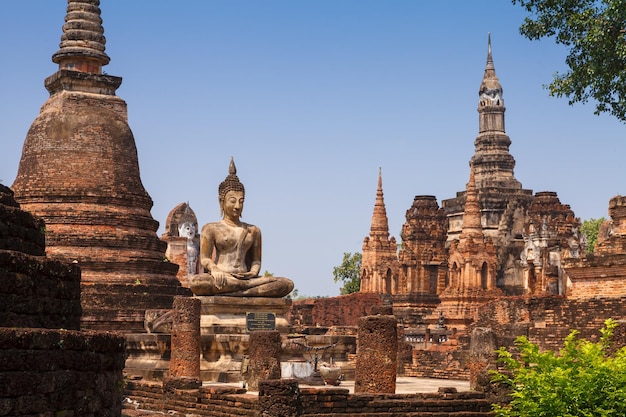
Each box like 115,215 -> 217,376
189,273 -> 294,297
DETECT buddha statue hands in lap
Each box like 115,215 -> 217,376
188,158 -> 294,297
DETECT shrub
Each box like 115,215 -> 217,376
491,319 -> 626,417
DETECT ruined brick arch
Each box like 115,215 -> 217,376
385,268 -> 392,294
360,268 -> 369,292
450,262 -> 460,288
401,264 -> 409,290
527,263 -> 537,294
428,266 -> 438,295
481,262 -> 488,289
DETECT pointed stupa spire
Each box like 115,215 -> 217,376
469,33 -> 522,191
361,168 -> 398,294
460,163 -> 483,239
369,167 -> 390,236
486,33 -> 494,70
52,0 -> 110,74
479,33 -> 503,104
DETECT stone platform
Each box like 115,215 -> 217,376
125,295 -> 295,383
198,295 -> 292,334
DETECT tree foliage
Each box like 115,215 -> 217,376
491,319 -> 626,417
581,217 -> 606,253
513,0 -> 626,122
333,252 -> 362,295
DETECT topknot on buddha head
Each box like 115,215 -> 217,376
218,157 -> 245,210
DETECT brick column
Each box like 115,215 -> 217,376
258,379 -> 301,416
468,327 -> 496,392
247,330 -> 282,391
354,314 -> 397,393
167,296 -> 201,387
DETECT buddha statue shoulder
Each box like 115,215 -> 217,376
188,158 -> 294,297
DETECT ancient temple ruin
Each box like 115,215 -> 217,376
11,0 -> 188,333
3,1 -> 626,414
360,35 -> 586,333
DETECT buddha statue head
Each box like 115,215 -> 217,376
218,157 -> 245,218
177,204 -> 198,239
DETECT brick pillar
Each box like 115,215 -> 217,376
258,379 -> 301,416
167,296 -> 201,387
248,330 -> 282,391
468,327 -> 496,391
354,314 -> 397,393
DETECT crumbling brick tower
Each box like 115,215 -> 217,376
12,0 -> 187,332
439,164 -> 502,331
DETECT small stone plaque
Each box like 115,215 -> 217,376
246,312 -> 276,332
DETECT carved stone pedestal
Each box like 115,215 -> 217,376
198,296 -> 292,334
198,296 -> 292,383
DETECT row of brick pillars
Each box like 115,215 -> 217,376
164,297 -> 399,396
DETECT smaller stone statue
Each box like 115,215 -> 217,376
188,158 -> 294,297
178,206 -> 200,275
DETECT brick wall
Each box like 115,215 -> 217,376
289,293 -> 383,327
565,254 -> 626,299
0,250 -> 81,330
0,328 -> 126,416
124,381 -> 258,416
124,380 -> 492,416
405,349 -> 470,380
474,295 -> 626,352
0,184 -> 45,256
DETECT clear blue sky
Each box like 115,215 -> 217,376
1,1 -> 624,297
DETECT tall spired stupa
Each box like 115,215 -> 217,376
12,0 -> 187,332
441,34 -> 536,291
443,34 -> 533,244
360,169 -> 398,294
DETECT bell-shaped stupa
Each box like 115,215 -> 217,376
12,0 -> 188,332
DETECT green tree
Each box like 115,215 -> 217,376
491,319 -> 626,417
333,252 -> 362,295
512,0 -> 626,122
581,217 -> 606,253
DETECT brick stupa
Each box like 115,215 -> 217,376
360,168 -> 399,294
12,0 -> 188,332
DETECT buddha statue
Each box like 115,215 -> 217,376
188,158 -> 294,297
178,212 -> 200,276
